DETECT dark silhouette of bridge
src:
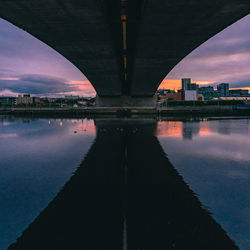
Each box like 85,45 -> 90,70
8,120 -> 239,249
0,1 -> 249,106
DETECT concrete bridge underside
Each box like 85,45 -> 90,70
0,0 -> 249,106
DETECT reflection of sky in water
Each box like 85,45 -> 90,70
157,118 -> 250,250
0,117 -> 96,249
0,117 -> 249,249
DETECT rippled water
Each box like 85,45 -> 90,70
0,116 -> 249,249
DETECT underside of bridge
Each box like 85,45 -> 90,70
0,0 -> 249,106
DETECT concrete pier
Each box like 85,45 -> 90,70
95,95 -> 157,107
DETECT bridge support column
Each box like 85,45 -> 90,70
95,95 -> 157,108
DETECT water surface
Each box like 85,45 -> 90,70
0,116 -> 249,249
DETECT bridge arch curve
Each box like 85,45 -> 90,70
0,0 -> 249,105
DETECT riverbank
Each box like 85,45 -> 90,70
0,106 -> 250,117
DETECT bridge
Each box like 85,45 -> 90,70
0,0 -> 249,106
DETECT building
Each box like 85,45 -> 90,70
165,92 -> 183,101
182,78 -> 191,90
197,94 -> 204,101
217,83 -> 229,97
156,89 -> 174,95
218,97 -> 250,101
33,97 -> 41,104
17,94 -> 33,105
190,83 -> 199,90
65,95 -> 80,100
0,96 -> 17,105
229,89 -> 249,96
198,86 -> 216,100
199,86 -> 214,93
184,90 -> 197,101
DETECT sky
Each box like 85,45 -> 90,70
0,14 -> 250,97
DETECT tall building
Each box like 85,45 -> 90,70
199,86 -> 214,93
190,83 -> 199,90
0,96 -> 17,105
17,94 -> 33,104
217,83 -> 229,97
182,78 -> 191,90
198,86 -> 215,100
184,90 -> 198,101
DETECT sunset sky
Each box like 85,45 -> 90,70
0,14 -> 250,97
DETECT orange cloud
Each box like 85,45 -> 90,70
195,81 -> 215,86
158,79 -> 215,90
68,80 -> 95,89
230,87 -> 250,91
158,79 -> 181,90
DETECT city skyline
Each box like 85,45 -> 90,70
0,14 -> 250,97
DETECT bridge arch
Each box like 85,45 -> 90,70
0,0 -> 249,105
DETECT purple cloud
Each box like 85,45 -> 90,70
167,14 -> 250,88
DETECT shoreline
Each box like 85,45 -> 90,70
1,106 -> 250,118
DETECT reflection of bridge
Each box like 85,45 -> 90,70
0,1 -> 249,106
8,120 -> 238,249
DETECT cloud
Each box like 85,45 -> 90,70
166,14 -> 250,89
1,13 -> 250,95
0,74 -> 77,95
0,73 -> 96,97
0,18 -> 88,83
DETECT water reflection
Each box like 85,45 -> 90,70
0,117 -> 96,249
7,119 -> 238,250
157,118 -> 250,250
157,118 -> 250,139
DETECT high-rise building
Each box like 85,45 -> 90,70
190,83 -> 199,90
217,83 -> 229,97
0,96 -> 17,105
184,90 -> 198,101
199,86 -> 214,93
198,86 -> 216,100
182,78 -> 191,90
17,94 -> 33,104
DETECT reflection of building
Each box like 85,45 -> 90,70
217,120 -> 231,135
182,122 -> 200,140
217,83 -> 229,97
217,119 -> 249,135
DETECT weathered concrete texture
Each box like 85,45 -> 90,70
96,95 -> 157,107
130,0 -> 250,96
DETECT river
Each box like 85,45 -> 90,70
0,116 -> 249,249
